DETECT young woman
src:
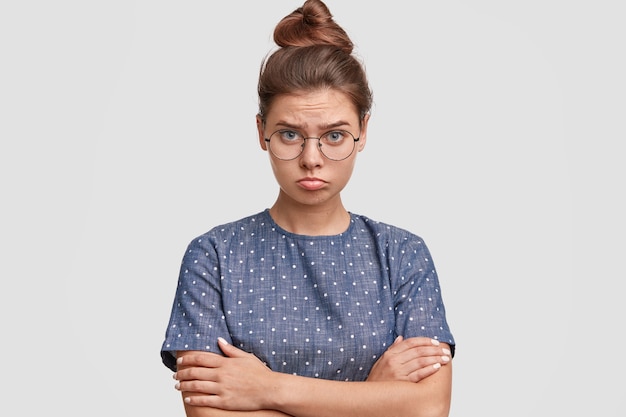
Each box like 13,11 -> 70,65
161,1 -> 456,416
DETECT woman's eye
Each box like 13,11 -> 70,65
323,131 -> 345,144
280,130 -> 300,141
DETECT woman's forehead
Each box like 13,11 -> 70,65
266,90 -> 359,126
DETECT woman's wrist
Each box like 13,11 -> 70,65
264,371 -> 292,411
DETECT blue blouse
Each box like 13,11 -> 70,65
161,209 -> 455,381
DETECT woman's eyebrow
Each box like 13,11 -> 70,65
274,120 -> 351,130
274,121 -> 303,129
320,120 -> 351,129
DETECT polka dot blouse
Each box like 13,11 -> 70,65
161,209 -> 455,381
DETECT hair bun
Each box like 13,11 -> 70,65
274,0 -> 353,55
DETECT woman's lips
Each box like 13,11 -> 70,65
298,178 -> 326,190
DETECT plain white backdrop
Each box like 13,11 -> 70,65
1,1 -> 624,415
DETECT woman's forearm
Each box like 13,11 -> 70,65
182,366 -> 451,417
266,363 -> 452,417
183,397 -> 293,417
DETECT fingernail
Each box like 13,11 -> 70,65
441,356 -> 450,362
175,382 -> 180,390
442,348 -> 451,356
433,363 -> 441,369
394,336 -> 401,343
176,357 -> 183,365
431,339 -> 440,346
172,372 -> 177,380
218,337 -> 229,345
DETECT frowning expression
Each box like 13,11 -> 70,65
258,89 -> 368,208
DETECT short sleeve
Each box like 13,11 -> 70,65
160,235 -> 230,371
391,237 -> 455,353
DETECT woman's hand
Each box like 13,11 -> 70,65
366,336 -> 451,383
174,338 -> 276,410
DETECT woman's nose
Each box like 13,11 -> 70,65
299,138 -> 324,167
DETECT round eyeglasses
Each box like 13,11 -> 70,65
264,129 -> 360,161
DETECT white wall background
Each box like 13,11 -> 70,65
1,1 -> 624,415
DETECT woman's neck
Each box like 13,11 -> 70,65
269,196 -> 350,236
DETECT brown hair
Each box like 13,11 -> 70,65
257,0 -> 373,122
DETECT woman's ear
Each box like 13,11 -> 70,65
357,113 -> 370,152
257,115 -> 268,151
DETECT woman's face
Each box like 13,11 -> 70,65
257,89 -> 369,209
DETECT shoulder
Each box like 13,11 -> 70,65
185,210 -> 271,250
349,213 -> 434,259
350,213 -> 425,243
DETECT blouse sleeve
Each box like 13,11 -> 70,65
391,236 -> 456,354
160,234 -> 231,371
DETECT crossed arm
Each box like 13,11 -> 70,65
173,336 -> 453,417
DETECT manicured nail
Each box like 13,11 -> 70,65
431,339 -> 440,346
218,337 -> 229,345
394,336 -> 402,343
433,363 -> 441,369
172,372 -> 177,380
174,382 -> 180,390
442,348 -> 451,356
441,356 -> 450,362
176,357 -> 183,365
